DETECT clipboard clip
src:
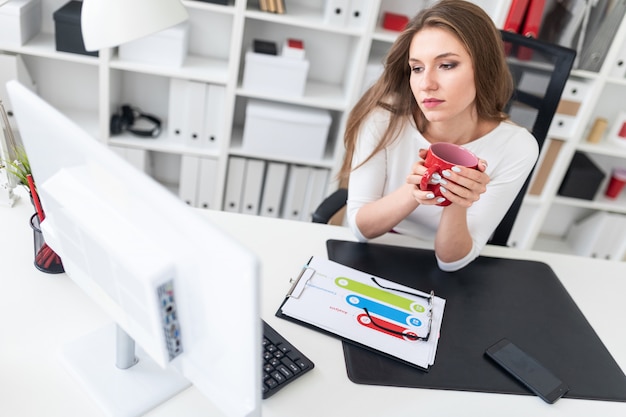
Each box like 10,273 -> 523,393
286,264 -> 316,299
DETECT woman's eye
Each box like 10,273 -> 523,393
411,66 -> 424,73
440,62 -> 458,70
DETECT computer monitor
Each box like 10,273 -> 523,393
7,80 -> 261,417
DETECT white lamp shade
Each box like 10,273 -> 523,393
81,0 -> 189,51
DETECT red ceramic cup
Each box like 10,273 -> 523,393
605,168 -> 626,199
420,142 -> 479,206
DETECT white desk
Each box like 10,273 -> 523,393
2,192 -> 626,417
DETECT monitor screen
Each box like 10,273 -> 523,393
7,80 -> 261,417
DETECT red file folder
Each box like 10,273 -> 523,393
518,0 -> 547,59
503,0 -> 530,33
520,0 -> 546,37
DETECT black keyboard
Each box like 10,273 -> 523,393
262,320 -> 314,399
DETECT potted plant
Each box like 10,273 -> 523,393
1,100 -> 64,273
1,97 -> 33,203
4,144 -> 31,189
1,99 -> 24,206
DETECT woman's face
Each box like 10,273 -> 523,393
408,27 -> 477,126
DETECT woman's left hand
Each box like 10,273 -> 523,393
437,159 -> 490,207
406,148 -> 490,208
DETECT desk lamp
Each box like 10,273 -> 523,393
81,0 -> 189,52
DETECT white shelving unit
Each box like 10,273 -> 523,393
2,0 -> 625,261
513,6 -> 626,262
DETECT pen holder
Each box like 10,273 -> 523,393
30,213 -> 64,274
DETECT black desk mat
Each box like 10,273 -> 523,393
326,239 -> 626,401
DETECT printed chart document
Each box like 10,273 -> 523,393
277,257 -> 446,370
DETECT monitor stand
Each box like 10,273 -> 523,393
60,323 -> 190,417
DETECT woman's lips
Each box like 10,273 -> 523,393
422,98 -> 444,109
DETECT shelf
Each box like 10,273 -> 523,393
1,32 -> 99,65
606,76 -> 626,87
245,4 -> 367,36
183,0 -> 236,14
228,125 -> 335,168
237,80 -> 347,111
228,146 -> 335,168
371,27 -> 400,44
109,136 -> 221,158
569,68 -> 601,81
553,194 -> 626,215
534,232 -> 626,262
110,54 -> 230,85
577,141 -> 626,158
533,234 -> 572,255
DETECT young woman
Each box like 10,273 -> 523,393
340,0 -> 539,271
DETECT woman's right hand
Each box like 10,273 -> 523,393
406,149 -> 445,205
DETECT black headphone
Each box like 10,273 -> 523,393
110,105 -> 162,138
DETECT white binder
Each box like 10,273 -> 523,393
324,0 -> 350,26
178,155 -> 201,206
202,84 -> 226,150
566,211 -> 605,257
110,146 -> 150,174
241,159 -> 266,215
586,212 -> 626,261
259,162 -> 287,218
347,0 -> 368,27
555,0 -> 587,49
185,81 -> 207,147
282,165 -> 311,221
564,211 -> 626,260
301,168 -> 329,221
167,78 -> 189,142
609,38 -> 626,79
578,0 -> 626,71
196,157 -> 219,210
223,156 -> 247,212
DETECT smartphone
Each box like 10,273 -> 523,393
485,338 -> 569,404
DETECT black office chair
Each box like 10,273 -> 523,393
312,30 -> 576,247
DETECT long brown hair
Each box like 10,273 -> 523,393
338,0 -> 513,181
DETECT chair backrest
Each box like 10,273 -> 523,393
313,31 -> 576,247
489,30 -> 576,246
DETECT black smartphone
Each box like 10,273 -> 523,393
485,338 -> 569,404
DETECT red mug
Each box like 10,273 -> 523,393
605,168 -> 626,199
420,142 -> 479,206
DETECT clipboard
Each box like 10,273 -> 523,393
275,256 -> 446,370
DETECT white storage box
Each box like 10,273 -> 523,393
242,100 -> 331,161
242,51 -> 309,98
0,0 -> 41,46
118,22 -> 189,67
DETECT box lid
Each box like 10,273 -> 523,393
119,21 -> 189,48
247,100 -> 331,125
0,0 -> 40,16
151,22 -> 189,40
53,0 -> 82,24
245,50 -> 309,69
569,151 -> 604,175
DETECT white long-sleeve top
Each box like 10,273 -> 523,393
347,108 -> 539,271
